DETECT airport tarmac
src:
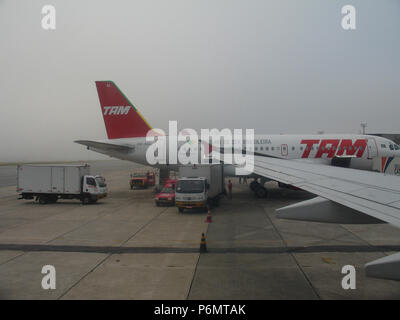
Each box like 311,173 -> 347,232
0,160 -> 400,299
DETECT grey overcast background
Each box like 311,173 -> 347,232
0,0 -> 399,162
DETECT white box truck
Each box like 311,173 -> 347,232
175,164 -> 225,213
17,164 -> 107,204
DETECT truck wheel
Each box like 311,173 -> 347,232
178,207 -> 184,213
256,187 -> 267,198
38,196 -> 47,205
82,196 -> 90,205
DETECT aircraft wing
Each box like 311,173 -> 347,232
249,155 -> 400,280
74,140 -> 133,153
252,155 -> 400,227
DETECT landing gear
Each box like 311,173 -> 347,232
249,179 -> 268,198
255,187 -> 267,198
249,180 -> 260,192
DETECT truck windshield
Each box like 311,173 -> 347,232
95,177 -> 106,187
176,180 -> 204,193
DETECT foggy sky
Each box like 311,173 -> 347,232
0,0 -> 399,162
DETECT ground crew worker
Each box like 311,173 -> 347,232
228,180 -> 233,199
243,177 -> 248,184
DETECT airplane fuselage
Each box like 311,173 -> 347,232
84,134 -> 400,175
77,81 -> 400,177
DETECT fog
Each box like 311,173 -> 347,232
0,0 -> 399,162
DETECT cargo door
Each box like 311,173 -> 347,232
367,138 -> 378,159
51,167 -> 64,193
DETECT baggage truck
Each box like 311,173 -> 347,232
129,171 -> 156,189
175,164 -> 224,213
17,164 -> 107,204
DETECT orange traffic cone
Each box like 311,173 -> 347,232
200,233 -> 207,253
205,209 -> 212,223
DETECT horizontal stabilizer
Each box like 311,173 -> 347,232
276,196 -> 384,224
365,253 -> 400,281
74,140 -> 132,153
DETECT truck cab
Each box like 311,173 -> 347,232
82,175 -> 108,203
175,177 -> 209,212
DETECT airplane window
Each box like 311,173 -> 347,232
300,147 -> 303,151
389,144 -> 394,150
266,147 -> 269,151
260,147 -> 263,151
271,147 -> 274,151
255,147 -> 258,151
292,146 -> 295,151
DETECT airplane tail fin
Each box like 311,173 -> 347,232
95,81 -> 152,139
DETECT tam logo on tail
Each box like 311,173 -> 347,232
95,81 -> 152,139
103,106 -> 131,115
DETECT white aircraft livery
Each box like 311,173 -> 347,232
75,81 -> 400,182
76,81 -> 400,280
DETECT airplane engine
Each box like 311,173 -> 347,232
276,196 -> 384,224
365,253 -> 400,281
